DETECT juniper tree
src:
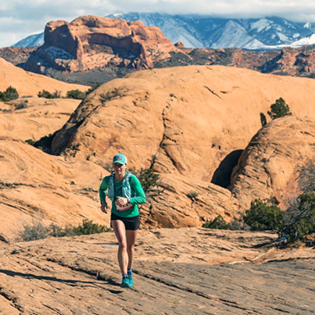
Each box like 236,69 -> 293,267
267,97 -> 292,120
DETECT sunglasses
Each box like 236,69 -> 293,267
113,163 -> 124,168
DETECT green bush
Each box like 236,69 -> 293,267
25,139 -> 36,146
72,219 -> 110,235
267,97 -> 292,120
38,90 -> 54,99
66,89 -> 86,100
0,86 -> 19,102
243,199 -> 284,231
15,101 -> 28,110
280,193 -> 315,243
134,168 -> 160,193
49,223 -> 75,237
5,86 -> 19,100
0,91 -> 8,102
202,215 -> 248,230
202,215 -> 227,229
86,85 -> 100,95
100,88 -> 125,104
299,161 -> 315,193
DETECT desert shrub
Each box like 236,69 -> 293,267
187,191 -> 199,199
134,168 -> 160,193
202,215 -> 248,230
38,90 -> 54,99
0,91 -> 8,102
25,139 -> 36,146
100,87 -> 125,104
279,193 -> 315,243
53,90 -> 61,98
5,86 -> 19,100
267,97 -> 292,120
49,223 -> 75,237
274,162 -> 315,244
243,199 -> 284,231
203,215 -> 227,229
86,85 -> 100,95
72,219 -> 110,235
299,161 -> 315,193
20,221 -> 49,241
67,89 -> 86,100
15,101 -> 28,110
20,219 -> 111,241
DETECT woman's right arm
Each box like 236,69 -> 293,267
99,177 -> 109,213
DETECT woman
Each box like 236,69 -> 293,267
99,153 -> 146,288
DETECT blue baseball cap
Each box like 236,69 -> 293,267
113,153 -> 127,165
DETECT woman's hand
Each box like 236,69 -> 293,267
115,197 -> 129,207
101,201 -> 108,213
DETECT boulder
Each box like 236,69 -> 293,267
229,116 -> 315,209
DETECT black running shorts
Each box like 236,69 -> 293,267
110,213 -> 140,231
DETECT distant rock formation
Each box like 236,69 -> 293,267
24,15 -> 176,74
2,18 -> 315,85
174,41 -> 185,48
0,47 -> 36,67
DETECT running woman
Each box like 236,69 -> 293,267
99,153 -> 146,288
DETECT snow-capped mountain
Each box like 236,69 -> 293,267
12,32 -> 44,48
12,14 -> 315,51
110,14 -> 315,50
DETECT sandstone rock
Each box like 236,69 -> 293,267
0,97 -> 81,141
2,64 -> 315,237
0,229 -> 314,314
51,65 -> 315,183
0,137 -> 109,241
139,173 -> 242,229
0,57 -> 88,97
25,15 -> 176,74
229,116 -> 315,209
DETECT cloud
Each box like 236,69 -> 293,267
1,0 -> 315,47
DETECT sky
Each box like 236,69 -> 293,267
1,0 -> 315,48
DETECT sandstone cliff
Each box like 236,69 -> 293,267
24,15 -> 176,74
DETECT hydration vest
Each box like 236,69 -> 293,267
107,172 -> 133,201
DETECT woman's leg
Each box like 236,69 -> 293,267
111,220 -> 128,275
126,229 -> 138,270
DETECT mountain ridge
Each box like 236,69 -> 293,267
12,13 -> 315,50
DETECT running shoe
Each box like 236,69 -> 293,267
120,276 -> 130,288
128,270 -> 133,288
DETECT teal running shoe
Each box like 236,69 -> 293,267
128,270 -> 133,288
120,276 -> 130,288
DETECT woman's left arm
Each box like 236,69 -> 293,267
129,175 -> 146,205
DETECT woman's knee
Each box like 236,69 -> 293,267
119,240 -> 127,250
127,243 -> 135,252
